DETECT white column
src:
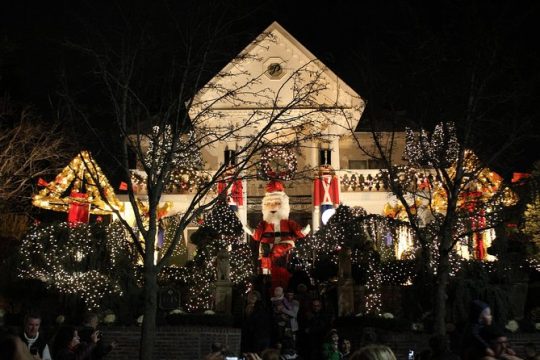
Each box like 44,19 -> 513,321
331,136 -> 340,170
240,178 -> 248,242
312,141 -> 320,231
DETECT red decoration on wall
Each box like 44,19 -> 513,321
217,177 -> 244,207
67,191 -> 90,224
472,210 -> 486,260
462,191 -> 486,260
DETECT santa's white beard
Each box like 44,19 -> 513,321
263,203 -> 290,226
264,210 -> 287,225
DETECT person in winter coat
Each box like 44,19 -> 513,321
52,326 -> 98,360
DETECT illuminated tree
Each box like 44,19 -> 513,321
61,6 -> 338,358
341,0 -> 539,333
181,199 -> 253,312
524,197 -> 540,251
523,162 -> 540,265
364,122 -> 514,333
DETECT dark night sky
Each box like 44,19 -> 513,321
2,0 -> 539,177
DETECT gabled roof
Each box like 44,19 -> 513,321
189,21 -> 365,138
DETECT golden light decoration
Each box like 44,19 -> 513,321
135,199 -> 173,223
383,201 -> 420,221
432,150 -> 518,212
32,151 -> 124,215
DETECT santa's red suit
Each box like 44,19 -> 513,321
250,181 -> 309,290
253,219 -> 306,244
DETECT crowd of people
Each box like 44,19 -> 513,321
233,282 -> 537,360
1,296 -> 537,360
0,312 -> 117,360
233,280 -> 403,360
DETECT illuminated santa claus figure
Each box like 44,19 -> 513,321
251,180 -> 310,289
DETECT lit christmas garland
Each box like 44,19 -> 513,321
258,146 -> 298,181
165,168 -> 210,193
18,222 -> 132,310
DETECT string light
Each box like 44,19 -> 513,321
405,122 -> 459,168
258,146 -> 298,181
32,151 -> 123,214
144,125 -> 203,175
150,200 -> 254,312
364,253 -> 382,314
131,125 -> 208,194
18,222 -> 131,310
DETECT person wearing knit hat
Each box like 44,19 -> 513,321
461,300 -> 496,359
248,180 -> 310,290
469,300 -> 492,324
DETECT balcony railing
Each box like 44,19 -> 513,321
129,168 -> 434,195
338,169 -> 436,193
338,169 -> 387,192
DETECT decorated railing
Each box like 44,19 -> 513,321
129,168 -> 435,195
338,169 -> 387,192
338,169 -> 437,193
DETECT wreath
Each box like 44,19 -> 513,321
258,147 -> 297,181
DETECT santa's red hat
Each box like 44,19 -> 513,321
266,180 -> 284,193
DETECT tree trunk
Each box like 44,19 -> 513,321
412,242 -> 433,315
434,245 -> 451,336
139,253 -> 158,359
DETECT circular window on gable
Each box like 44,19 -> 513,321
266,63 -> 284,79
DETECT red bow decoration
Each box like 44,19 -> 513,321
511,172 -> 530,184
119,181 -> 128,190
37,178 -> 49,187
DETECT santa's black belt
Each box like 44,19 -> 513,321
262,232 -> 292,238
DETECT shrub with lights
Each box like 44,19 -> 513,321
300,205 -> 367,264
161,198 -> 254,312
297,205 -> 421,315
18,221 -> 135,310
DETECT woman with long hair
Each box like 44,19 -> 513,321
52,326 -> 98,360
